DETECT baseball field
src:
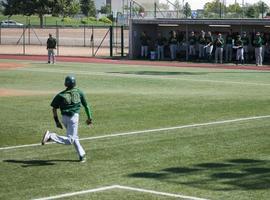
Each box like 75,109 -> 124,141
0,58 -> 270,200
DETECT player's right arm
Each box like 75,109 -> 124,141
51,94 -> 63,129
52,108 -> 63,129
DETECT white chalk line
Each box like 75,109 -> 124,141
1,115 -> 270,151
17,67 -> 270,86
32,184 -> 209,200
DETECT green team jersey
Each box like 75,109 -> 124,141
215,37 -> 224,48
51,88 -> 92,119
169,36 -> 178,44
242,36 -> 249,46
235,39 -> 243,48
198,35 -> 207,45
189,36 -> 197,45
205,35 -> 213,45
47,37 -> 57,49
253,36 -> 262,47
140,35 -> 150,46
226,35 -> 233,44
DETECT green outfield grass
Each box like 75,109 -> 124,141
0,60 -> 270,200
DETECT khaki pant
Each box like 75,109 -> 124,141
255,47 -> 262,66
47,48 -> 55,63
215,47 -> 223,63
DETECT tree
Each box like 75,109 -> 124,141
244,5 -> 257,18
203,0 -> 226,18
69,0 -> 80,17
80,0 -> 96,17
55,0 -> 80,18
244,1 -> 269,18
183,2 -> 191,18
100,4 -> 111,15
2,0 -> 54,27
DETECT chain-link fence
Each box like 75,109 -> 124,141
0,25 -> 129,57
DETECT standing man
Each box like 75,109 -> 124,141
188,31 -> 197,60
242,32 -> 250,63
198,30 -> 207,60
253,32 -> 263,66
140,31 -> 150,59
214,33 -> 224,64
234,35 -> 244,65
156,32 -> 166,60
205,31 -> 213,62
168,31 -> 178,61
47,33 -> 57,64
41,75 -> 93,162
225,30 -> 234,62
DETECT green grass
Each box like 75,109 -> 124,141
0,15 -> 112,27
0,60 -> 270,200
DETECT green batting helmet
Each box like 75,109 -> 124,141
65,75 -> 76,88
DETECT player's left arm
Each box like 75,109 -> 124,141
80,91 -> 93,126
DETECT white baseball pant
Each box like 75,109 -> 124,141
49,113 -> 86,157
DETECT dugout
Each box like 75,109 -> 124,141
129,18 -> 270,60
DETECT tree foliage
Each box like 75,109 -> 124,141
1,0 -> 54,27
203,0 -> 269,18
100,4 -> 111,15
80,0 -> 96,17
183,2 -> 191,18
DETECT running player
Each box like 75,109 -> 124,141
41,75 -> 93,162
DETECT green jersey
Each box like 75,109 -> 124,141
189,35 -> 197,45
47,37 -> 57,49
253,36 -> 262,47
215,37 -> 224,48
235,39 -> 243,48
198,35 -> 207,45
226,34 -> 233,44
242,36 -> 249,46
51,88 -> 92,119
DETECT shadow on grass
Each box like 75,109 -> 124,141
109,71 -> 270,77
3,159 -> 78,167
108,71 -> 207,76
127,159 -> 270,191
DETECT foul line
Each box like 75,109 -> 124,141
32,185 -> 209,200
1,115 -> 270,151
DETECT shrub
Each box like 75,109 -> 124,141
98,17 -> 112,24
81,17 -> 97,24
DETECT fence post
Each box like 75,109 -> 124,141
28,18 -> 31,45
84,24 -> 86,47
56,21 -> 59,56
185,24 -> 188,61
23,26 -> 26,55
91,25 -> 94,56
121,26 -> 124,57
110,26 -> 113,57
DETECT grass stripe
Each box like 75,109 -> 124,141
1,115 -> 269,151
17,68 -> 270,86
